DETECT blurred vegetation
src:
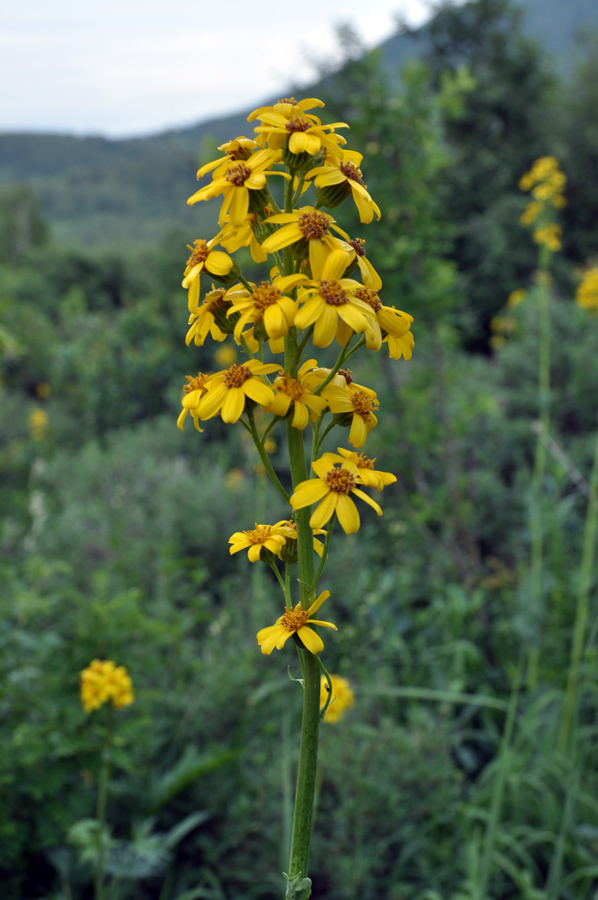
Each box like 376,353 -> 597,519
2,1 -> 598,898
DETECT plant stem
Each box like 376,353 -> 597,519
528,246 -> 551,690
559,393 -> 598,753
285,395 -> 320,889
246,408 -> 290,503
95,707 -> 114,900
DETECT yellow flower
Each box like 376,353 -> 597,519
306,150 -> 381,223
249,98 -> 348,158
177,372 -> 210,431
256,591 -> 337,655
185,286 -> 230,344
273,518 -> 326,558
80,659 -> 134,714
349,287 -> 414,356
323,447 -> 397,492
229,523 -> 287,562
219,213 -> 268,263
320,674 -> 355,723
226,273 -> 308,342
214,344 -> 238,366
182,239 -> 235,310
507,289 -> 527,309
290,454 -> 383,534
534,222 -> 562,252
187,148 -> 287,228
260,207 -> 349,276
196,137 -> 261,180
342,238 -> 382,291
197,360 -> 280,424
320,381 -> 379,449
520,201 -> 542,227
266,359 -> 328,430
577,268 -> 598,312
294,249 -> 377,348
28,408 -> 49,441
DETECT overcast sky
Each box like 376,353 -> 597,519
0,0 -> 434,138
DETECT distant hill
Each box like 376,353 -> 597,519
1,0 -> 597,252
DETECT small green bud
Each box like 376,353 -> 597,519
315,180 -> 352,210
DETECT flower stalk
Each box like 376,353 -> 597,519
178,95 -> 412,895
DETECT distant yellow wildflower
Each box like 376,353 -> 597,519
28,408 -> 49,441
507,289 -> 527,309
534,223 -> 562,252
320,674 -> 355,723
576,268 -> 598,312
80,659 -> 134,714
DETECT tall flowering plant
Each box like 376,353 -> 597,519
178,96 -> 413,898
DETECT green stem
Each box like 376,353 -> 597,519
477,661 -> 523,900
237,272 -> 254,293
314,420 -> 337,457
269,559 -> 290,601
285,394 -> 320,889
312,516 -> 335,591
559,398 -> 598,753
246,408 -> 290,503
95,707 -> 114,900
528,247 -> 551,690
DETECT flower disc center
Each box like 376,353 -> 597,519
319,280 -> 348,306
226,161 -> 252,186
186,239 -> 210,267
252,282 -> 282,312
299,212 -> 330,240
223,364 -> 252,388
281,603 -> 310,631
325,468 -> 355,493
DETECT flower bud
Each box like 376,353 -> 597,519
315,181 -> 352,210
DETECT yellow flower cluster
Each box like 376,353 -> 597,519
519,157 -> 566,252
80,659 -> 135,714
179,97 -> 410,656
320,674 -> 355,723
576,268 -> 598,313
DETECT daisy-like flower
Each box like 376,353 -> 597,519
229,523 -> 287,562
185,286 -> 230,345
177,372 -> 210,431
187,148 -> 287,228
350,287 -> 414,358
197,360 -> 280,424
577,268 -> 598,312
260,207 -> 349,277
249,97 -> 348,158
290,454 -> 383,534
182,239 -> 235,311
322,447 -> 396,492
256,591 -> 337,655
266,360 -> 328,430
294,249 -> 377,348
320,381 -> 379,448
247,97 -> 325,125
306,150 -> 381,223
226,273 -> 308,342
320,674 -> 355,724
196,137 -> 260,180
